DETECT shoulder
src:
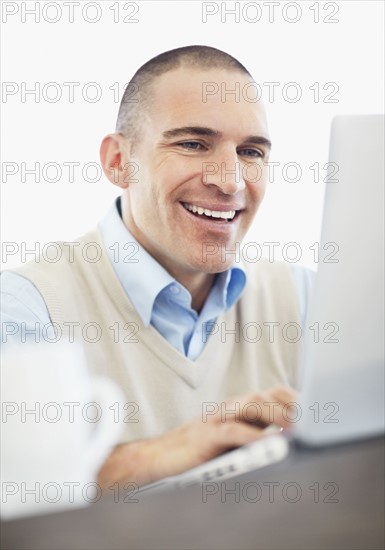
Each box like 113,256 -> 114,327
240,260 -> 315,327
242,258 -> 298,289
242,259 -> 315,288
1,271 -> 51,324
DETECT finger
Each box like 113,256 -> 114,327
210,421 -> 266,457
222,389 -> 297,429
269,385 -> 298,404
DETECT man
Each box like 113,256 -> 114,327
1,46 -> 313,487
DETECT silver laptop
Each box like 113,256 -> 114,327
141,114 -> 385,493
294,114 -> 384,445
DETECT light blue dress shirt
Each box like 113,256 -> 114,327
1,198 -> 314,359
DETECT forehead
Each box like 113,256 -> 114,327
146,67 -> 269,139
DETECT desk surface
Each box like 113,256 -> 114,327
1,436 -> 384,550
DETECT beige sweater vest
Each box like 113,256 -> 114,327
11,228 -> 301,443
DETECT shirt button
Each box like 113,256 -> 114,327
169,284 -> 180,295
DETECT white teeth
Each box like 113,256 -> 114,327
183,203 -> 236,220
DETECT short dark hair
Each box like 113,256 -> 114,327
115,45 -> 252,142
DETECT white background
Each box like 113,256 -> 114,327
1,0 -> 384,269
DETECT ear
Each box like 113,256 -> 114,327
100,133 -> 132,189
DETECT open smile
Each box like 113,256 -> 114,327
181,202 -> 242,223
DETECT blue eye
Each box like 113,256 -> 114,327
178,141 -> 205,150
238,148 -> 264,158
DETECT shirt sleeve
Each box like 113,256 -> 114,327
1,271 -> 55,348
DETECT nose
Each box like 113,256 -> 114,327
202,149 -> 246,195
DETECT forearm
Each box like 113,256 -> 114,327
97,439 -> 158,489
96,425 -> 209,489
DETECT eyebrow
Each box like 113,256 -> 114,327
244,135 -> 272,149
161,126 -> 272,149
162,126 -> 220,139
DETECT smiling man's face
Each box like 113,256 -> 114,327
120,67 -> 271,281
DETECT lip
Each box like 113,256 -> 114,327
181,201 -> 244,212
179,202 -> 242,232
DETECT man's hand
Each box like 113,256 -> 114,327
97,386 -> 297,488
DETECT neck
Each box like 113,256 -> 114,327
173,270 -> 215,313
148,252 -> 215,312
150,255 -> 215,311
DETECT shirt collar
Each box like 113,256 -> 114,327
98,197 -> 246,325
98,198 -> 175,326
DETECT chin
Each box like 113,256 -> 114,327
189,254 -> 234,275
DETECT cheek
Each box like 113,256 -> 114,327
244,161 -> 268,193
153,154 -> 202,192
246,177 -> 267,207
258,180 -> 268,202
128,175 -> 173,233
